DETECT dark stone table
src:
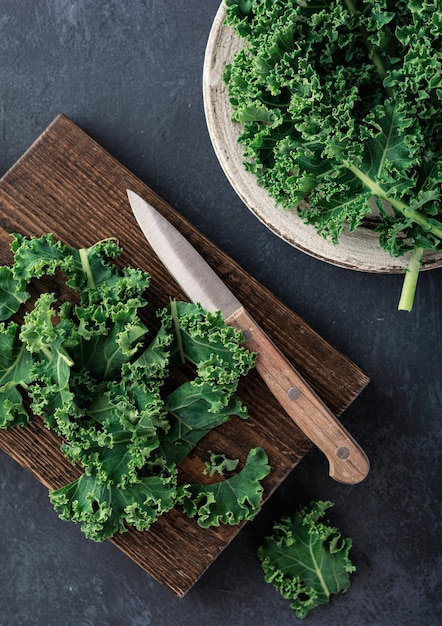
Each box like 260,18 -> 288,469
0,2 -> 440,625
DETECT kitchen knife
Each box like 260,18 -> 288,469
127,189 -> 370,484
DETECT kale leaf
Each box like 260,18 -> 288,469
180,447 -> 270,527
258,500 -> 355,619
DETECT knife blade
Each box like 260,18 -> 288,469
127,189 -> 369,484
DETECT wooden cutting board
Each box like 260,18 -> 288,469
0,114 -> 369,597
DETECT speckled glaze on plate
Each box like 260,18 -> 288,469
203,3 -> 442,273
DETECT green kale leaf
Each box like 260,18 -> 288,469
179,447 -> 270,528
49,463 -> 178,541
257,500 -> 355,619
11,232 -> 123,290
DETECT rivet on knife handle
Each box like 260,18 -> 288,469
226,306 -> 370,484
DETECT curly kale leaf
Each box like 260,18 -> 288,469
258,500 -> 355,619
224,0 -> 442,310
179,447 -> 270,528
11,233 -> 123,290
168,300 -> 255,392
50,463 -> 178,541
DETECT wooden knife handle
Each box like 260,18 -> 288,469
225,307 -> 370,484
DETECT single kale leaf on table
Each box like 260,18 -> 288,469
258,500 -> 355,619
224,0 -> 442,310
0,233 -> 270,541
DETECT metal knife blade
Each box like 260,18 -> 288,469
127,189 -> 370,484
127,190 -> 241,317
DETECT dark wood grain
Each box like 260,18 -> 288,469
0,114 -> 369,597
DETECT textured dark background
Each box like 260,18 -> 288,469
0,2 -> 441,625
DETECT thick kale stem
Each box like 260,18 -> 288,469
398,247 -> 423,312
347,163 -> 442,240
401,206 -> 442,240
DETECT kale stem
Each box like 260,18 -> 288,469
398,247 -> 423,312
79,248 -> 95,289
347,163 -> 442,240
41,345 -> 52,361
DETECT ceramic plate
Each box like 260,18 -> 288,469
203,3 -> 442,273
